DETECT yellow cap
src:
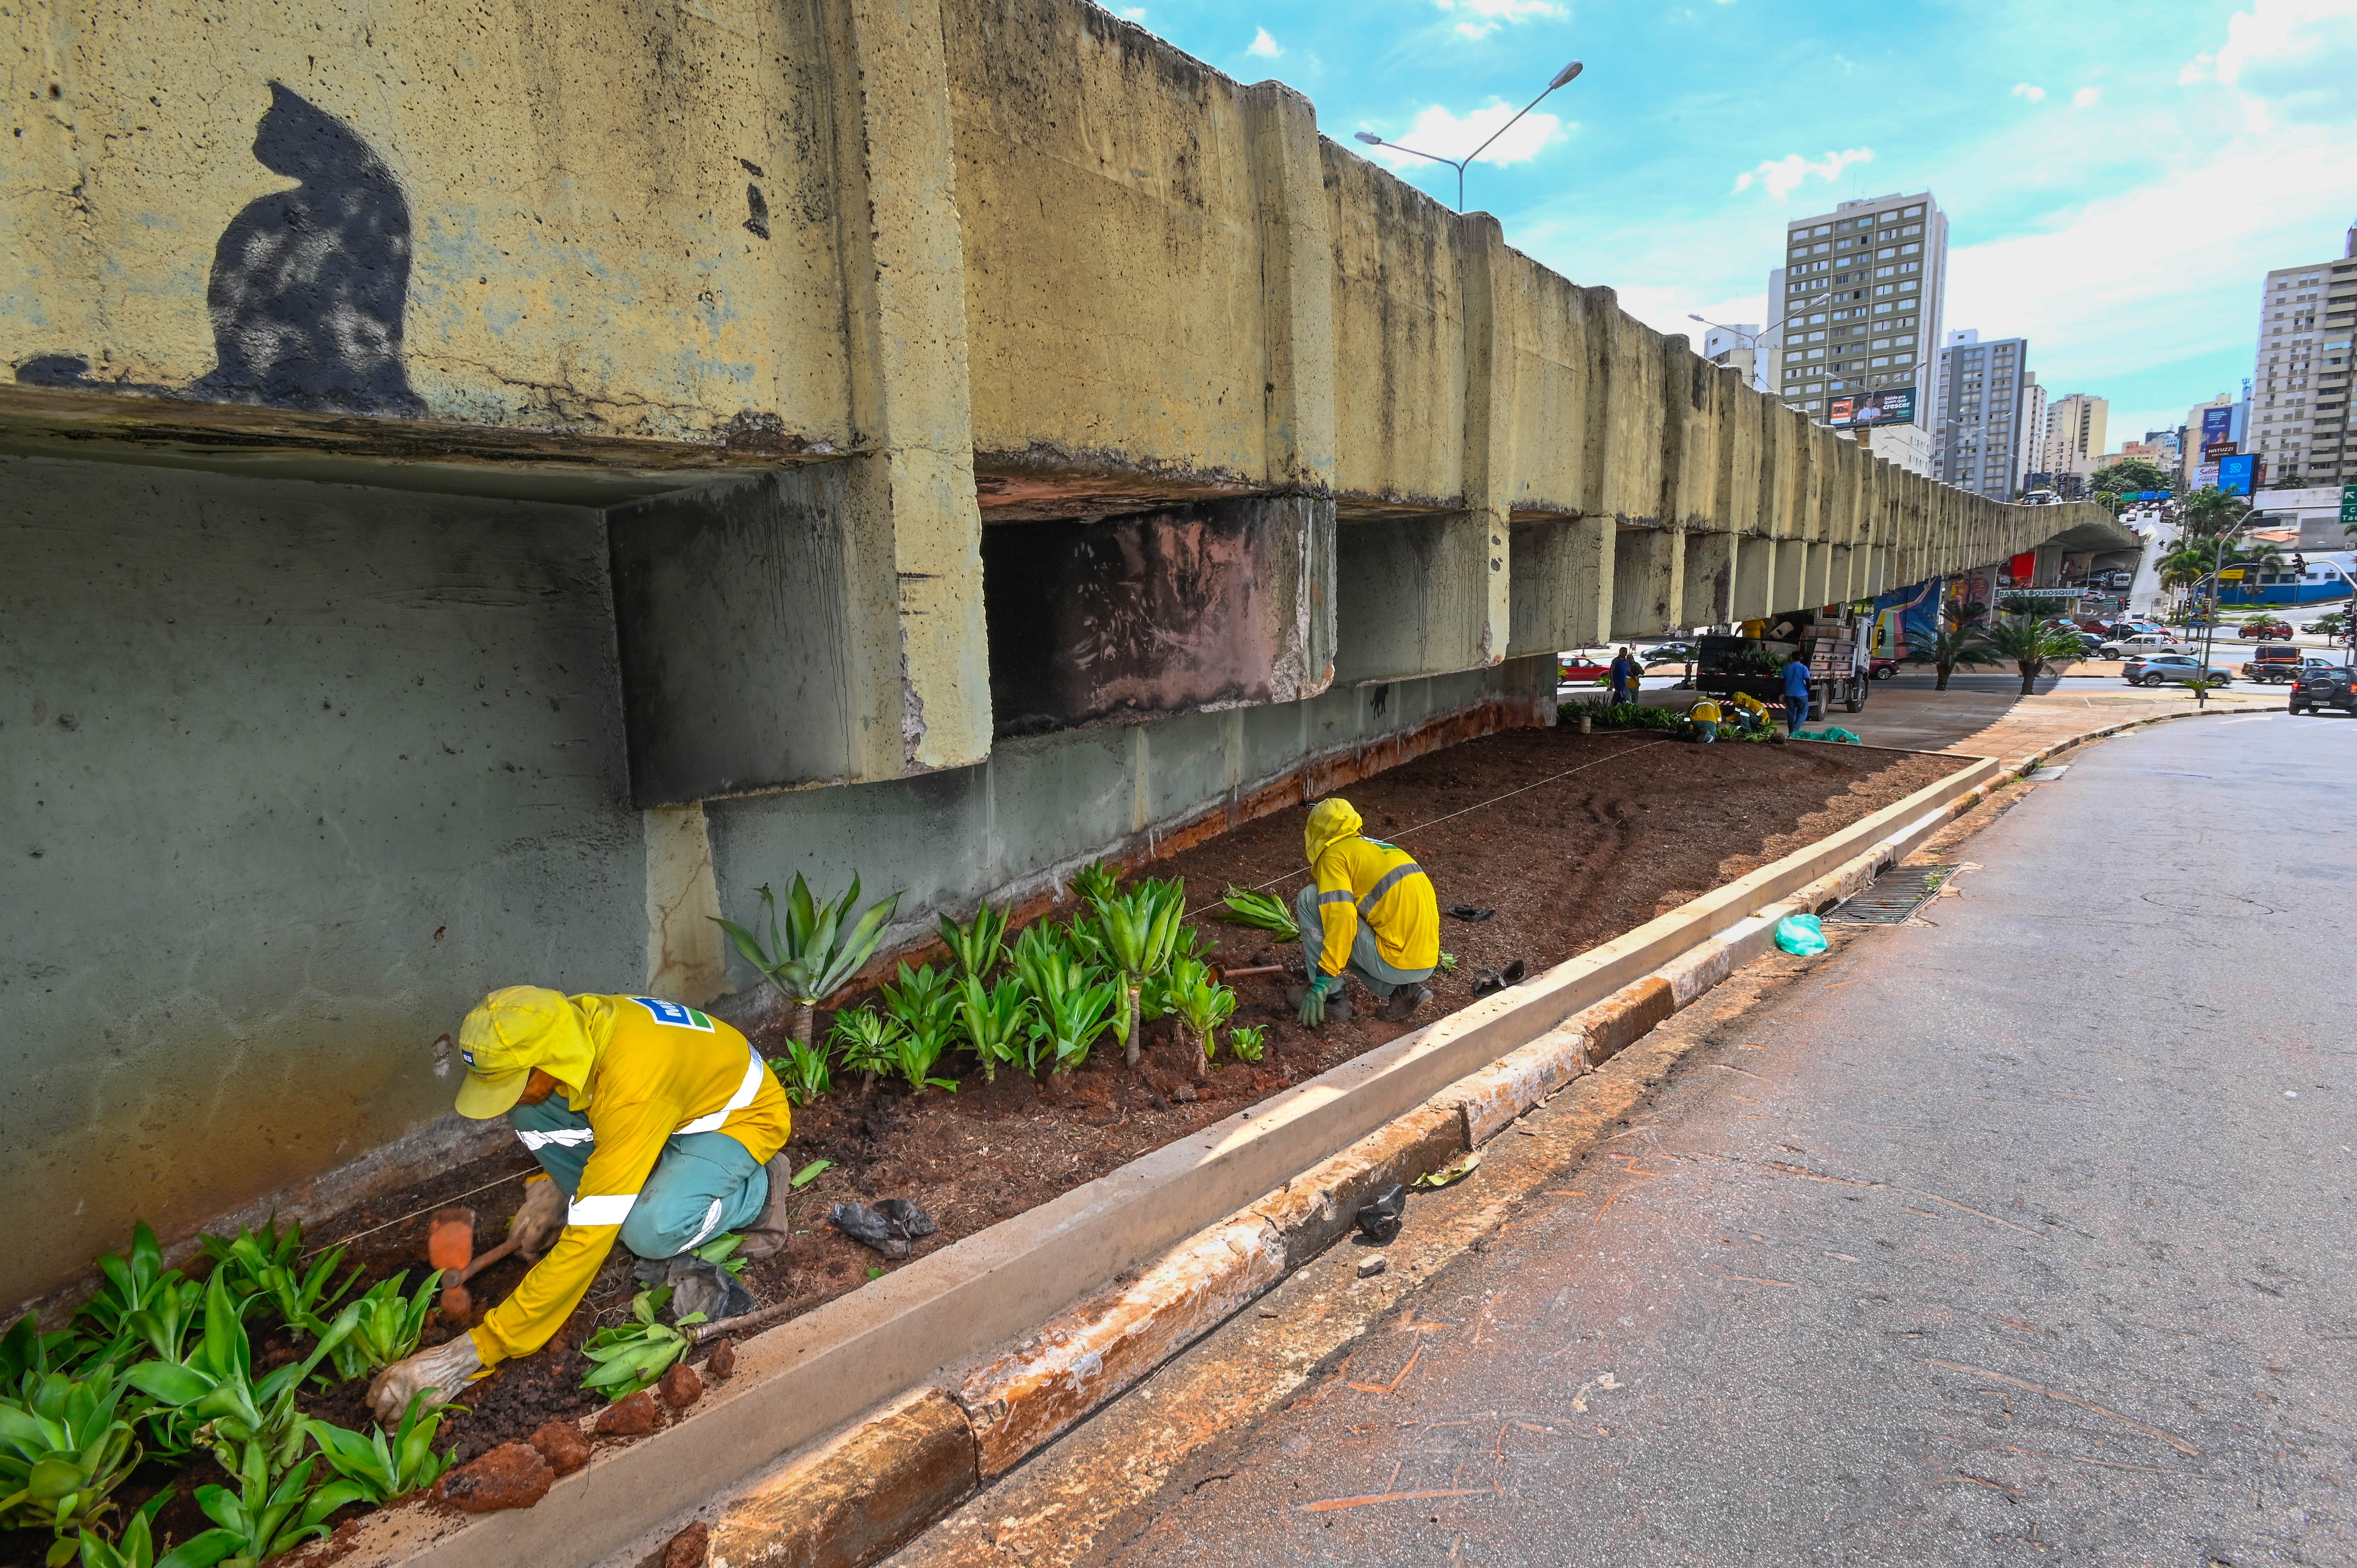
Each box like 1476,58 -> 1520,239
453,986 -> 581,1119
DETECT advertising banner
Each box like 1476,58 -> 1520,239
2217,453 -> 2257,497
1827,386 -> 1917,428
2200,405 -> 2233,461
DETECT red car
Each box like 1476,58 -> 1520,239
2239,621 -> 2294,639
1558,655 -> 1610,683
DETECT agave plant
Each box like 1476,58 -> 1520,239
1069,859 -> 1122,906
825,1006 -> 903,1096
73,1224 -> 189,1360
1019,945 -> 1122,1080
66,1488 -> 237,1568
126,1275 -> 357,1473
579,1286 -> 700,1402
2,1313 -> 87,1395
0,1361 -> 145,1555
769,1039 -> 834,1105
299,1390 -> 459,1505
1086,878 -> 1185,1068
197,1220 -> 359,1340
936,903 -> 1008,980
325,1271 -> 442,1383
714,876 -> 902,1048
1217,886 -> 1299,943
1227,1024 -> 1268,1063
951,974 -> 1032,1083
191,1444 -> 353,1568
1159,958 -> 1238,1079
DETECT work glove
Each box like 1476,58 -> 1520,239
507,1174 -> 567,1261
367,1331 -> 484,1424
1296,975 -> 1334,1027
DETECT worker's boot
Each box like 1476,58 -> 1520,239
736,1151 -> 796,1260
1378,984 -> 1432,1023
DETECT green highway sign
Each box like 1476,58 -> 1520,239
2342,484 -> 2357,525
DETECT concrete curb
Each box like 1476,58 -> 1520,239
352,716 -> 2224,1568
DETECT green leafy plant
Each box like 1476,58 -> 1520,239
1904,599 -> 1997,692
2,1314 -> 87,1395
1574,701 -> 1690,733
826,1006 -> 903,1095
579,1287 -> 700,1402
1087,878 -> 1186,1067
191,1445 -> 355,1568
1437,951 -> 1458,973
0,1362 -> 145,1559
73,1225 -> 188,1361
1069,860 -> 1122,906
1021,964 -> 1122,1080
1217,887 -> 1299,943
325,1271 -> 442,1383
715,876 -> 902,1049
1158,958 -> 1237,1078
67,1488 -> 237,1568
951,974 -> 1032,1084
1227,1025 -> 1267,1063
196,1221 -> 358,1339
1981,613 -> 2096,696
937,903 -> 1009,980
879,963 -> 962,1093
299,1391 -> 459,1506
769,1039 -> 834,1106
126,1275 -> 357,1473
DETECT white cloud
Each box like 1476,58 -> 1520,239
1120,5 -> 1145,17
1435,0 -> 1567,41
1731,147 -> 1874,199
1247,26 -> 1281,56
2073,85 -> 2102,108
2012,82 -> 2046,102
2205,0 -> 2357,126
1358,101 -> 1571,173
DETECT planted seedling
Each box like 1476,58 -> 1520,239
1088,877 -> 1185,1067
0,1361 -> 143,1556
950,974 -> 1032,1083
827,1006 -> 903,1096
579,1287 -> 701,1402
73,1224 -> 188,1359
1227,1024 -> 1268,1063
1159,957 -> 1238,1078
198,1220 -> 359,1340
325,1271 -> 442,1383
769,1040 -> 833,1106
714,876 -> 901,1049
126,1275 -> 359,1473
1069,859 -> 1122,906
1023,968 -> 1122,1080
937,902 -> 1008,979
1217,887 -> 1299,943
65,1488 -> 237,1568
191,1444 -> 353,1568
299,1391 -> 459,1505
885,1014 -> 959,1095
881,962 -> 958,1040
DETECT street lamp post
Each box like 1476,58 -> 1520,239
2194,511 -> 2253,711
1353,60 -> 1582,212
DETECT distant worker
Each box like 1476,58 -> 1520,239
1608,646 -> 1639,705
1291,798 -> 1439,1027
1782,652 -> 1815,732
366,988 -> 794,1421
1686,696 -> 1723,742
1724,689 -> 1774,737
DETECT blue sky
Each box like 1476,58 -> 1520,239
1113,0 -> 2357,446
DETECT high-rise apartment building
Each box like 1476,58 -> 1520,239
2250,226 -> 2357,486
2017,373 -> 2048,496
1932,330 -> 2032,499
2039,393 -> 2108,481
1765,191 -> 1949,429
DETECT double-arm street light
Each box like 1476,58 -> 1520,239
1353,60 -> 1583,212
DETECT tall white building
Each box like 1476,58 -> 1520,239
1932,330 -> 2033,499
1700,323 -> 1767,393
2250,228 -> 2357,487
2017,372 -> 2049,496
2039,393 -> 2109,483
1765,190 -> 1949,431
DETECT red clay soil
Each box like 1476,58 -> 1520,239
2,726 -> 1957,1566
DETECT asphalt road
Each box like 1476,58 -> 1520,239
1097,715 -> 2357,1566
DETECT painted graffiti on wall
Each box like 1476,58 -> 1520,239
17,85 -> 419,416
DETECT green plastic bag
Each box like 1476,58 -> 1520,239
1774,912 -> 1827,955
1789,727 -> 1862,745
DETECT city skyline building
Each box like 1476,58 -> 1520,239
1932,329 -> 2032,499
1700,323 -> 1767,393
2249,225 -> 2357,488
1764,190 -> 1949,432
2017,371 -> 2049,497
2038,392 -> 2109,484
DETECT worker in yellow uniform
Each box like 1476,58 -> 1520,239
1290,798 -> 1440,1026
366,987 -> 792,1420
1686,696 -> 1724,742
1724,689 -> 1774,737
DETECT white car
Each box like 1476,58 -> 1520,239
2097,631 -> 2194,659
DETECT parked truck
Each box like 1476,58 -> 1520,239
1695,629 -> 1866,721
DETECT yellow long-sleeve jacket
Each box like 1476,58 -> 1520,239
470,996 -> 790,1366
1304,799 -> 1440,979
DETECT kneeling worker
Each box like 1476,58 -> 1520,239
1686,696 -> 1723,742
1724,690 -> 1773,737
1291,798 -> 1440,1026
368,987 -> 792,1420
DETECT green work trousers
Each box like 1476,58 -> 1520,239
1295,885 -> 1436,999
507,1099 -> 769,1261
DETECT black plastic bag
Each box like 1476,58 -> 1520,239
1470,959 -> 1527,997
1355,1183 -> 1407,1244
829,1199 -> 939,1259
1445,905 -> 1496,923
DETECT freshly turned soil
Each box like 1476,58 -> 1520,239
0,725 -> 1956,1566
434,1441 -> 553,1513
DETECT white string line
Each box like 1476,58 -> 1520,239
1182,738 -> 1674,920
299,1166 -> 535,1261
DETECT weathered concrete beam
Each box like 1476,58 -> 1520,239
1507,515 -> 1613,654
1609,525 -> 1683,638
1680,530 -> 1737,628
1332,513 -> 1492,684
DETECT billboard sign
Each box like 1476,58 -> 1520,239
2200,405 -> 2233,461
1827,386 -> 1917,428
2217,453 -> 2257,496
2197,462 -> 2219,488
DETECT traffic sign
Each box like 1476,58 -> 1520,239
2218,568 -> 2247,580
2341,484 -> 2357,526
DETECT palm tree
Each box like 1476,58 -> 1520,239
1903,599 -> 1997,691
1981,613 -> 2090,696
2176,487 -> 2251,541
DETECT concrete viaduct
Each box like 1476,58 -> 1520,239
0,0 -> 2129,1304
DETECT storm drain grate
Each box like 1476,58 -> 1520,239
1825,864 -> 1954,924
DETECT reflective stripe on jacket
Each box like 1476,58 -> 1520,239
1311,835 -> 1440,978
472,997 -> 789,1365
1728,691 -> 1772,722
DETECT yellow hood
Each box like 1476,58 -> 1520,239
1304,797 -> 1363,867
452,987 -> 620,1119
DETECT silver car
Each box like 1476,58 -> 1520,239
2122,653 -> 2233,687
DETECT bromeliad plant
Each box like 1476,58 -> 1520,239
125,1275 -> 358,1473
1227,1025 -> 1268,1063
1217,887 -> 1299,944
826,1006 -> 903,1096
325,1271 -> 442,1383
1087,877 -> 1185,1068
1157,958 -> 1238,1079
769,1039 -> 834,1106
579,1286 -> 700,1402
715,876 -> 903,1049
197,1220 -> 360,1341
937,903 -> 1009,980
66,1489 -> 236,1568
72,1224 -> 189,1364
950,974 -> 1032,1083
0,1361 -> 145,1560
298,1391 -> 460,1506
1012,929 -> 1122,1081
190,1444 -> 354,1568
881,962 -> 962,1093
